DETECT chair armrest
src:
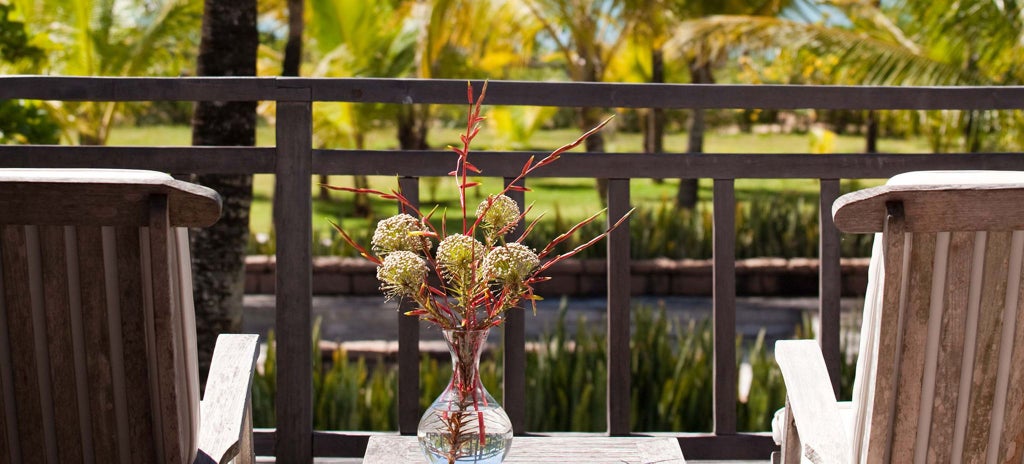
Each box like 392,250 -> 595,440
775,340 -> 851,464
196,334 -> 260,464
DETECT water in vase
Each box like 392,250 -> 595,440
418,403 -> 513,464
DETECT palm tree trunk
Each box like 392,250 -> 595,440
677,59 -> 714,209
190,0 -> 258,387
865,110 -> 878,153
645,48 -> 666,184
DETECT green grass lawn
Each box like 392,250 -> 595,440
107,124 -> 907,236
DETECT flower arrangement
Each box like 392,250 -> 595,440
327,82 -> 631,464
327,82 -> 631,331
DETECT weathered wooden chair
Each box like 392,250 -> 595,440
773,170 -> 1024,463
0,169 -> 259,464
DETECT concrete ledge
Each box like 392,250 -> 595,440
246,256 -> 871,297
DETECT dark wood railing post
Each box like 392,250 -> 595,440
712,179 -> 737,435
274,96 -> 313,463
503,177 -> 526,435
607,178 -> 631,436
397,177 -> 422,434
819,179 -> 842,397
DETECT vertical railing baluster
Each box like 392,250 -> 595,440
398,177 -> 421,434
606,178 -> 631,436
712,179 -> 737,435
274,98 -> 313,463
503,177 -> 526,435
818,179 -> 842,398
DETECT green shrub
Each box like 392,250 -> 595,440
251,305 -> 858,433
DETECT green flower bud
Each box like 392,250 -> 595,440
371,214 -> 431,256
436,233 -> 486,277
483,242 -> 539,284
376,250 -> 427,299
476,194 -> 520,235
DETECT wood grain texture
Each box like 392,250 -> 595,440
37,226 -> 84,463
927,231 -> 974,462
0,170 -> 221,228
998,239 -> 1024,462
889,232 -> 936,461
114,227 -> 157,463
306,78 -> 1024,110
148,198 -> 187,464
76,226 -> 119,463
396,177 -> 420,436
0,146 -> 274,175
1,225 -> 46,464
4,76 -> 1024,110
607,178 -> 631,436
995,238 -> 1024,458
196,334 -> 259,464
712,180 -> 737,435
0,244 -> 10,464
833,184 -> 1024,233
962,231 -> 1012,461
865,205 -> 906,464
818,179 -> 842,397
775,340 -> 850,464
780,400 -> 801,464
273,100 -> 313,464
362,436 -> 685,464
313,150 -> 1024,180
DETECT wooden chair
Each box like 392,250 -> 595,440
773,170 -> 1024,464
0,169 -> 259,464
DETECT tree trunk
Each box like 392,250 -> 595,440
865,110 -> 878,153
190,0 -> 258,386
645,48 -> 666,184
397,104 -> 430,150
585,109 -> 608,204
644,48 -> 665,155
677,59 -> 714,210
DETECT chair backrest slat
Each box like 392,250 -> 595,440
37,225 -> 84,463
925,231 -> 974,463
961,230 -> 1013,460
1,224 -> 50,464
75,225 -> 121,464
997,251 -> 1024,462
113,226 -> 158,463
889,232 -> 937,462
864,207 -> 906,464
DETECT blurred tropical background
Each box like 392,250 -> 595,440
3,0 -> 1023,432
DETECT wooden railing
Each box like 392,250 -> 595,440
5,76 -> 1024,462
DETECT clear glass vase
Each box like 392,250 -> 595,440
418,328 -> 513,464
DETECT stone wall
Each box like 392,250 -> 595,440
245,256 -> 871,297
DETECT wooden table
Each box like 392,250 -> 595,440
362,435 -> 686,463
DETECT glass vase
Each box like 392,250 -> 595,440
417,328 -> 513,464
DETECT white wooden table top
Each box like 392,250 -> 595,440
362,435 -> 686,463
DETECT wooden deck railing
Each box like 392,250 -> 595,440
5,76 -> 1024,462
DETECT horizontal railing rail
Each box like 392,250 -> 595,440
4,76 -> 1024,462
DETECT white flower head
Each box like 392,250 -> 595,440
476,194 -> 520,235
436,233 -> 486,277
376,250 -> 427,299
483,242 -> 539,284
371,214 -> 431,256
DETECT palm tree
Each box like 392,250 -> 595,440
189,0 -> 259,383
11,0 -> 201,144
522,0 -> 635,201
657,0 -> 790,208
672,0 -> 1024,151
